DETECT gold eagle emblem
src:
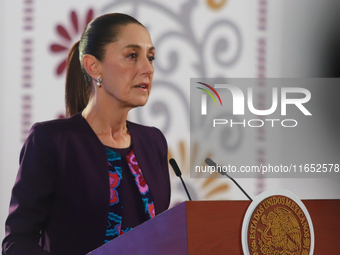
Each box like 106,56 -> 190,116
258,207 -> 301,254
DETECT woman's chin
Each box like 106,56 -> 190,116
129,97 -> 149,108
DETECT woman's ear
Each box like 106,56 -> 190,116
82,54 -> 102,79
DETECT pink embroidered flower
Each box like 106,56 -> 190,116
148,203 -> 155,218
110,189 -> 118,205
126,150 -> 149,194
109,172 -> 120,188
50,9 -> 94,76
109,172 -> 120,205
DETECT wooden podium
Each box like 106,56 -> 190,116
88,200 -> 340,255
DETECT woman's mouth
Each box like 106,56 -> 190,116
134,83 -> 149,91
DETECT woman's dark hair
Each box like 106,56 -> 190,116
65,13 -> 144,117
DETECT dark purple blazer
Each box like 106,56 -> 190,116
2,113 -> 170,255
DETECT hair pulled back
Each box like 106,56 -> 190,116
65,13 -> 144,117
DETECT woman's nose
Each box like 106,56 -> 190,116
140,56 -> 154,76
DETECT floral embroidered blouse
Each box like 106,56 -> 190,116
105,147 -> 155,243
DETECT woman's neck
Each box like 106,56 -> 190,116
82,94 -> 132,148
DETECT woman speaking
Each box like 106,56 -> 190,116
2,13 -> 170,255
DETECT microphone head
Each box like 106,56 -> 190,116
205,157 -> 228,177
169,158 -> 182,177
205,157 -> 217,167
205,158 -> 252,200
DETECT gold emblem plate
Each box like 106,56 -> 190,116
241,189 -> 314,255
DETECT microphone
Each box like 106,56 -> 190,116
205,158 -> 252,201
169,158 -> 192,201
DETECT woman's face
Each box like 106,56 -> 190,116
99,23 -> 155,108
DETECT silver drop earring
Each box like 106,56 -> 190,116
96,76 -> 102,87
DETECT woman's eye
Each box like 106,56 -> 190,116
128,53 -> 138,59
148,56 -> 155,62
